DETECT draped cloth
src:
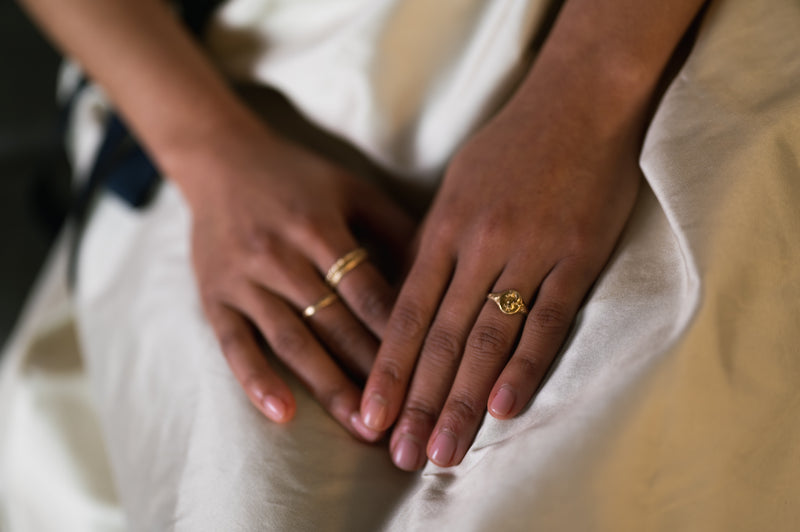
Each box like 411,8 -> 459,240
2,0 -> 800,529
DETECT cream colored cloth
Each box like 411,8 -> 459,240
2,0 -> 800,530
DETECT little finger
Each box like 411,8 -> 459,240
205,303 -> 296,423
235,284 -> 382,441
488,261 -> 593,420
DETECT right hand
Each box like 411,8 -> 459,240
170,118 -> 414,441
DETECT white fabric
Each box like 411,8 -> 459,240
2,0 -> 800,530
206,0 -> 549,178
0,237 -> 125,532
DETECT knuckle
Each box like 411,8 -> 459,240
422,213 -> 459,250
565,226 -> 595,253
531,301 -> 572,334
514,353 -> 544,381
444,394 -> 482,427
374,358 -> 404,388
244,227 -> 280,257
474,212 -> 510,245
317,384 -> 352,412
401,399 -> 439,429
271,326 -> 310,356
423,326 -> 463,362
325,322 -> 364,351
217,327 -> 248,360
467,322 -> 508,355
354,287 -> 393,322
293,209 -> 331,240
389,302 -> 427,339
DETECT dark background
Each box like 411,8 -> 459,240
0,0 -> 71,348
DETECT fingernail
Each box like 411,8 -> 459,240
489,386 -> 516,417
393,435 -> 422,471
429,430 -> 457,466
362,395 -> 388,430
350,412 -> 382,442
263,395 -> 287,422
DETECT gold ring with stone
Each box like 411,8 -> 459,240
487,289 -> 529,315
325,248 -> 368,287
303,292 -> 340,319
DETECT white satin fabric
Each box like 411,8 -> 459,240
2,0 -> 800,530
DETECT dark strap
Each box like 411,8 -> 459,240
67,0 -> 224,284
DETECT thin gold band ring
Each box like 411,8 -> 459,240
303,292 -> 340,318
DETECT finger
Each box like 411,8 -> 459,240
295,219 -> 399,339
488,260 -> 593,420
304,294 -> 378,382
205,303 -> 296,423
233,284 -> 383,442
423,265 -> 542,468
388,263 -> 493,471
248,243 -> 378,381
360,250 -> 454,433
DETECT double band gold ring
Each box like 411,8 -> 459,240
325,248 -> 368,287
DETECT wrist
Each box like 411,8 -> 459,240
153,96 -> 278,206
505,0 -> 702,143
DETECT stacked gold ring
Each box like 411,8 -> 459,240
325,248 -> 369,287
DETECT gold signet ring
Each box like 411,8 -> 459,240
487,289 -> 529,315
303,292 -> 339,319
325,248 -> 369,287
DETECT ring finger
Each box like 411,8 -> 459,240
250,244 -> 378,381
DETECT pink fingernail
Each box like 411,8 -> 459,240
263,395 -> 286,422
350,412 -> 382,442
362,395 -> 388,430
429,431 -> 457,466
393,436 -> 422,471
489,386 -> 516,417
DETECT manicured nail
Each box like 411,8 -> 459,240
362,395 -> 388,430
489,386 -> 516,417
429,430 -> 457,466
350,412 -> 382,442
263,395 -> 287,422
393,436 -> 422,471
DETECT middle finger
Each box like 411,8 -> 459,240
389,263 -> 493,471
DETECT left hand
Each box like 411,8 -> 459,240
358,93 -> 643,470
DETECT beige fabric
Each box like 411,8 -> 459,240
2,0 -> 799,529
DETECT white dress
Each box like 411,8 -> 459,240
2,0 -> 799,530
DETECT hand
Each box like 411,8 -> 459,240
359,96 -> 643,469
173,119 -> 414,440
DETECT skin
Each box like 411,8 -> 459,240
18,0 -> 413,440
359,0 -> 708,469
19,0 -> 706,468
